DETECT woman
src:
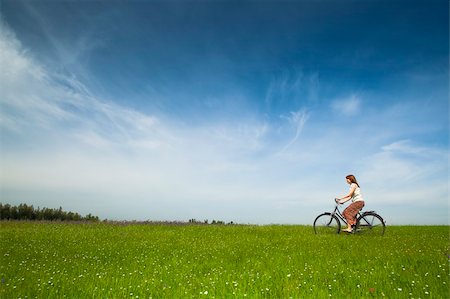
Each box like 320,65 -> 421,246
336,174 -> 365,233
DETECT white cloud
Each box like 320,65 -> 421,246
0,23 -> 77,129
278,109 -> 310,154
331,94 -> 361,116
359,139 -> 448,213
381,139 -> 430,156
264,70 -> 319,113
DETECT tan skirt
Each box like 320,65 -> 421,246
343,201 -> 365,226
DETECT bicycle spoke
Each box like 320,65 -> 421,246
313,213 -> 340,234
356,213 -> 385,235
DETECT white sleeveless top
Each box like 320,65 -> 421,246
351,183 -> 364,202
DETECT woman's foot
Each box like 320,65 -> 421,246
343,228 -> 353,233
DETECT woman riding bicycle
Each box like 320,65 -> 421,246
336,174 -> 365,233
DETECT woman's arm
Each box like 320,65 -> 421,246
337,184 -> 357,204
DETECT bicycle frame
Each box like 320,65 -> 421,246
332,203 -> 383,228
330,204 -> 345,224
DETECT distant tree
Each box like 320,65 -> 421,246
56,207 -> 64,220
10,206 -> 18,220
0,204 -> 11,220
211,220 -> 225,225
18,203 -> 34,220
73,213 -> 82,221
36,207 -> 43,220
0,203 -> 100,222
0,204 -> 5,219
85,213 -> 99,222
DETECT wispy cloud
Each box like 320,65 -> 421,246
331,94 -> 361,116
278,109 -> 310,154
359,138 -> 448,212
264,70 -> 319,114
19,2 -> 106,70
381,139 -> 430,156
0,26 -> 70,130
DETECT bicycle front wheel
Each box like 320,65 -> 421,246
356,212 -> 385,236
313,213 -> 340,234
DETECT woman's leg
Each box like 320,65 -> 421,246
343,201 -> 365,231
341,205 -> 352,231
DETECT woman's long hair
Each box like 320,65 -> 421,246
346,174 -> 360,187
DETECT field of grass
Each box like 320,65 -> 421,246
0,222 -> 448,298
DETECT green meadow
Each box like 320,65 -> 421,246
0,222 -> 448,298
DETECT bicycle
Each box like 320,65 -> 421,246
313,199 -> 386,235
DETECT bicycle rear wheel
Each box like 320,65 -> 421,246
355,212 -> 385,235
313,213 -> 340,234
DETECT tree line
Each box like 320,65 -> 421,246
0,203 -> 99,221
188,218 -> 234,225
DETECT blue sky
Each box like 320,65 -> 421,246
0,0 -> 448,224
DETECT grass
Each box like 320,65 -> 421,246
0,222 -> 448,298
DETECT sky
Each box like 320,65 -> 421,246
0,0 -> 448,224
